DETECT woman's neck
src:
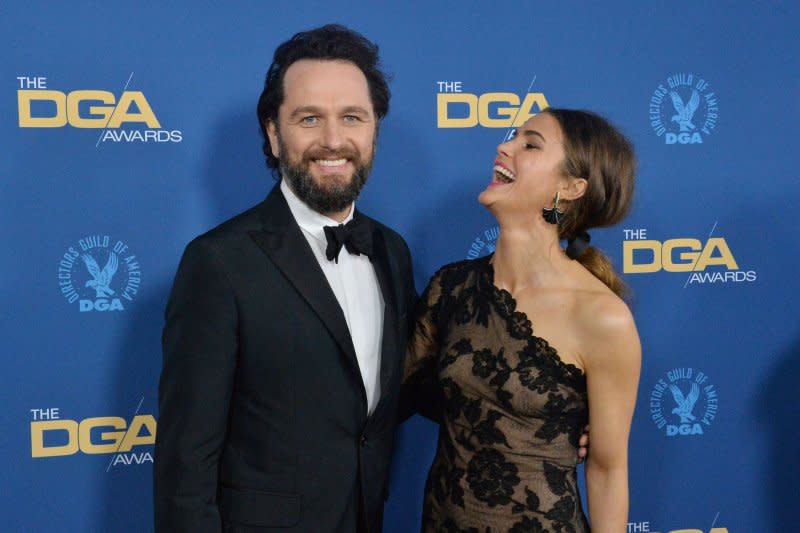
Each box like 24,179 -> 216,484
491,220 -> 569,293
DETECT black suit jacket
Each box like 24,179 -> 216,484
154,185 -> 415,533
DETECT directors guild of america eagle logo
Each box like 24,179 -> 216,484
466,226 -> 500,259
57,235 -> 141,312
649,73 -> 719,145
650,367 -> 718,437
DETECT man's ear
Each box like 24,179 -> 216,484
266,120 -> 280,159
560,177 -> 588,202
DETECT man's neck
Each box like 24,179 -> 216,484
325,207 -> 351,224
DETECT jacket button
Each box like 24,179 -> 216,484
360,435 -> 368,446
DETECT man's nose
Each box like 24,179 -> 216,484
320,121 -> 345,150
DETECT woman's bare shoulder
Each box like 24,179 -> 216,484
573,286 -> 640,369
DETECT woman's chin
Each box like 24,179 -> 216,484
478,187 -> 498,207
478,186 -> 506,209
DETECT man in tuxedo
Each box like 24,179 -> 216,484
153,25 -> 415,533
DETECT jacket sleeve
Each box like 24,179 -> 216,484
398,268 -> 444,424
154,239 -> 238,533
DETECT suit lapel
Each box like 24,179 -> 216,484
248,187 -> 366,403
362,215 -> 400,402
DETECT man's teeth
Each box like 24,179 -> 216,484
316,158 -> 347,167
493,165 -> 516,183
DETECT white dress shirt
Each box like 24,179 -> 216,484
280,180 -> 384,414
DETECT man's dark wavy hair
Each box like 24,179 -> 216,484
256,24 -> 390,171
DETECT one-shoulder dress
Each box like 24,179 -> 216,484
404,256 -> 590,533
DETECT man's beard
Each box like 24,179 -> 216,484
278,133 -> 373,216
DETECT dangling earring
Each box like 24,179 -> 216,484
542,191 -> 565,224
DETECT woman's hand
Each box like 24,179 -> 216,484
577,424 -> 589,463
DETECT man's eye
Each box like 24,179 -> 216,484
525,143 -> 539,150
301,116 -> 319,124
343,115 -> 362,122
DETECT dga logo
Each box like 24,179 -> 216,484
627,521 -> 728,533
649,73 -> 718,144
436,80 -> 549,128
622,227 -> 756,285
16,74 -> 182,143
650,367 -> 718,437
58,235 -> 141,312
627,514 -> 728,533
30,407 -> 155,467
466,226 -> 499,259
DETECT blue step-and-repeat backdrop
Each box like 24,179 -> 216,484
2,2 -> 798,532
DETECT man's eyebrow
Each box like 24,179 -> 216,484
288,106 -> 324,118
522,129 -> 546,142
341,106 -> 370,115
288,105 -> 371,118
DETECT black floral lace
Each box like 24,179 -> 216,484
405,256 -> 590,533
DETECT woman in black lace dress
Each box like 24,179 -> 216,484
404,109 -> 641,532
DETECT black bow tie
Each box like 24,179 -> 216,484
323,217 -> 373,263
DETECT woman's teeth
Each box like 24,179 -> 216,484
493,165 -> 516,183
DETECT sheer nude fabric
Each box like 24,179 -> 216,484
405,256 -> 590,533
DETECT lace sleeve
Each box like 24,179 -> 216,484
399,270 -> 444,423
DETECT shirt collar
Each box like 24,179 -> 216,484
280,179 -> 354,243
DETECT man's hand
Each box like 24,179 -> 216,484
577,424 -> 589,463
